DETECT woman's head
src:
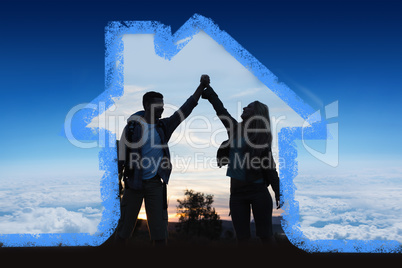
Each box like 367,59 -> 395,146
241,101 -> 270,120
241,101 -> 272,151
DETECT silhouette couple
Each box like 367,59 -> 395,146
114,75 -> 280,246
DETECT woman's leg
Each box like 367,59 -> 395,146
251,187 -> 273,244
230,193 -> 251,244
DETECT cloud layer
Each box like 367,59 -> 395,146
0,206 -> 102,234
294,165 -> 402,243
0,173 -> 103,234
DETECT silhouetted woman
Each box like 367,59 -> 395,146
202,84 -> 280,245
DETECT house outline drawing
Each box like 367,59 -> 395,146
2,14 -> 400,252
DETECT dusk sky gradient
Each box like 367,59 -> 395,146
1,0 -> 401,165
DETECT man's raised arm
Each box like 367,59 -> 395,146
163,75 -> 210,139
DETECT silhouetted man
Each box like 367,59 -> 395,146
114,75 -> 210,246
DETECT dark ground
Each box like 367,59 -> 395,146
1,218 -> 402,264
100,217 -> 290,248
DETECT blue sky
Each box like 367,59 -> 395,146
1,0 -> 401,166
0,0 -> 402,246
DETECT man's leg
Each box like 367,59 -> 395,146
143,177 -> 168,245
114,187 -> 144,244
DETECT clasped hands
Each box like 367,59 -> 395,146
199,74 -> 214,99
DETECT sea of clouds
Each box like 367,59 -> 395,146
294,165 -> 402,243
3,159 -> 400,242
0,173 -> 103,234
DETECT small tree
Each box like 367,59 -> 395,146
176,189 -> 222,240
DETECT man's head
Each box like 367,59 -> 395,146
142,91 -> 164,120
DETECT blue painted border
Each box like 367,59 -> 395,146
1,14 -> 400,252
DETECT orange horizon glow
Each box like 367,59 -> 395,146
137,205 -> 283,222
